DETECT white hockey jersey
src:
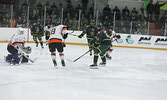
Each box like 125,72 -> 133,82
44,25 -> 52,32
10,34 -> 25,47
109,31 -> 116,39
49,25 -> 67,40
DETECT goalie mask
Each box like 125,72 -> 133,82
18,27 -> 24,35
24,46 -> 32,54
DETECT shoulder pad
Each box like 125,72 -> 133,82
63,25 -> 67,28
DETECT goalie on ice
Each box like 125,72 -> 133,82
5,27 -> 32,65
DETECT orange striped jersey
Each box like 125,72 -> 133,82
49,25 -> 67,41
10,34 -> 25,47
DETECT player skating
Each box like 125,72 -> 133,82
78,20 -> 98,56
48,24 -> 68,67
31,21 -> 44,48
90,25 -> 111,68
5,27 -> 32,65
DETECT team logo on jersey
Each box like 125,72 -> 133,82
126,35 -> 134,44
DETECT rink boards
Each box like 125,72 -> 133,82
0,27 -> 167,50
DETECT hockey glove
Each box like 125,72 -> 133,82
116,35 -> 121,39
63,42 -> 66,47
31,32 -> 34,36
78,34 -> 83,38
63,33 -> 68,39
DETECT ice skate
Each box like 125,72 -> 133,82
52,60 -> 57,67
90,63 -> 98,69
61,60 -> 65,67
99,62 -> 106,67
90,51 -> 92,56
10,59 -> 19,65
106,54 -> 112,60
36,43 -> 38,47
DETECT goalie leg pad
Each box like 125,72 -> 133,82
5,54 -> 12,62
5,54 -> 29,63
11,54 -> 20,64
22,55 -> 29,63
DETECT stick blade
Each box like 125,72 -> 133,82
67,58 -> 74,62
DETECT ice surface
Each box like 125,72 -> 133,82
0,43 -> 167,100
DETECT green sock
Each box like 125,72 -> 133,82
94,56 -> 98,64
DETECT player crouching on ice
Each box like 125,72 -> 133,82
5,27 -> 32,65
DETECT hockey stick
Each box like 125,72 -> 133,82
5,39 -> 11,43
69,50 -> 90,62
68,33 -> 78,37
69,30 -> 74,34
68,30 -> 79,37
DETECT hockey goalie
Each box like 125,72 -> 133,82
5,27 -> 32,65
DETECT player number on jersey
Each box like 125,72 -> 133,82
51,28 -> 56,34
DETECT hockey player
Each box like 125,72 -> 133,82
44,23 -> 52,45
48,24 -> 68,67
78,20 -> 98,56
106,26 -> 121,59
5,27 -> 31,65
90,25 -> 111,68
31,21 -> 44,48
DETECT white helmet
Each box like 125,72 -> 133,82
18,27 -> 24,35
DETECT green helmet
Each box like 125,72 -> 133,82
108,26 -> 113,30
97,23 -> 102,28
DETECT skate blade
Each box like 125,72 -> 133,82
90,66 -> 98,69
99,65 -> 106,67
67,58 -> 74,62
54,66 -> 59,69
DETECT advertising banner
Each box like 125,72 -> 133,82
113,34 -> 167,49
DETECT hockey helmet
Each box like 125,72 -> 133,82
90,19 -> 95,23
97,23 -> 102,30
108,26 -> 113,32
108,26 -> 113,30
97,23 -> 102,28
18,27 -> 24,35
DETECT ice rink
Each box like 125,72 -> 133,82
0,43 -> 167,100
